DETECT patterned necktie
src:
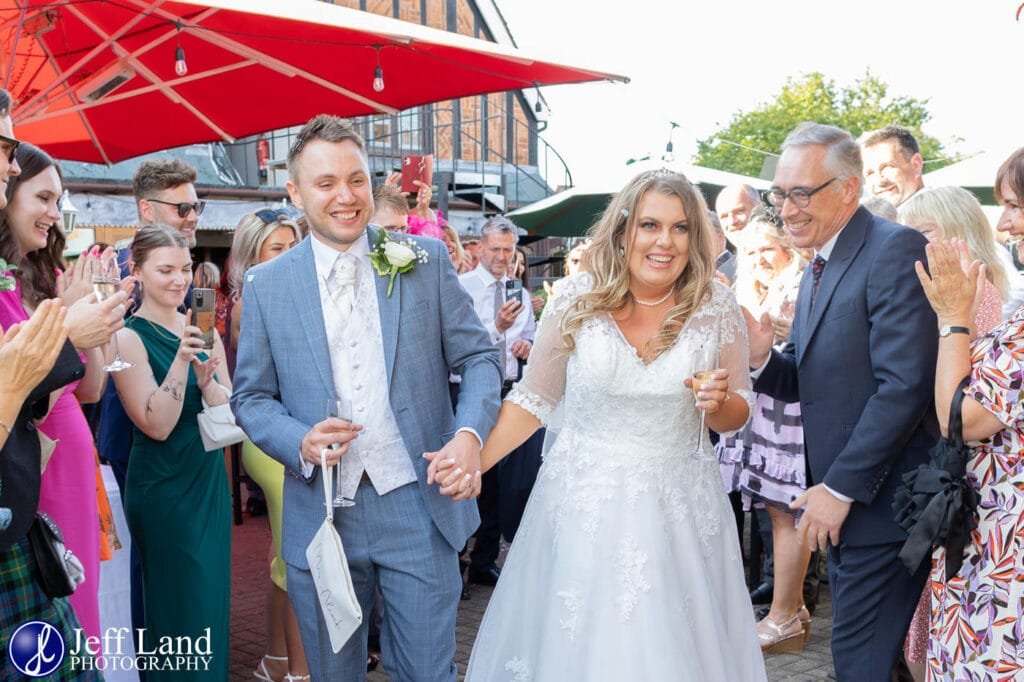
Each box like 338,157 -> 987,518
327,253 -> 357,322
493,280 -> 506,381
810,255 -> 827,301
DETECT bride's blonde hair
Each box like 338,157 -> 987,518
562,170 -> 716,360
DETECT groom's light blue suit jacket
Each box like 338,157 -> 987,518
232,229 -> 502,568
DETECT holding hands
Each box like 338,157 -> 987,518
424,431 -> 483,500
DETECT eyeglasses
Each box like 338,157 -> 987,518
765,178 -> 837,209
146,198 -> 206,218
255,208 -> 294,225
0,134 -> 20,164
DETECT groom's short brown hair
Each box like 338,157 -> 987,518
288,115 -> 366,180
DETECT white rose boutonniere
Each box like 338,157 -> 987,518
369,229 -> 429,297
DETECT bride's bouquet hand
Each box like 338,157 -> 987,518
684,369 -> 730,414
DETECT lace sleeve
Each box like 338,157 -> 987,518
506,273 -> 590,424
715,282 -> 754,437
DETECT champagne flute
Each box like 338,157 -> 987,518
93,255 -> 134,372
326,398 -> 356,507
688,344 -> 718,459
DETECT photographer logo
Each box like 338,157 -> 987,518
8,620 -> 65,677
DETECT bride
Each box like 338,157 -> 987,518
431,170 -> 766,680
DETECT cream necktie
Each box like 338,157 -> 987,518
327,253 -> 358,322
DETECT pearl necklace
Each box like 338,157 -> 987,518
633,287 -> 675,307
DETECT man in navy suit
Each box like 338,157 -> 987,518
747,122 -> 938,681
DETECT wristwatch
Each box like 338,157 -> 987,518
939,325 -> 970,338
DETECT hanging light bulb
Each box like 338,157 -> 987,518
175,45 -> 188,77
373,65 -> 384,92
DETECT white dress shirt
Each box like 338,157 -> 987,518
458,264 -> 537,381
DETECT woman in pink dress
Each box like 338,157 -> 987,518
896,185 -> 1009,680
0,143 -> 107,640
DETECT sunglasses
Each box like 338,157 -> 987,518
0,133 -> 20,164
255,208 -> 295,225
146,198 -> 206,218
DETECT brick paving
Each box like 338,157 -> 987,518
230,512 -> 836,681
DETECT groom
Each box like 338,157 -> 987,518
233,114 -> 501,681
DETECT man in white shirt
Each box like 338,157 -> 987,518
457,216 -> 536,586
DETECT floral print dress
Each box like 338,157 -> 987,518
927,305 -> 1024,681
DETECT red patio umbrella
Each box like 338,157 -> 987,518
1,0 -> 627,163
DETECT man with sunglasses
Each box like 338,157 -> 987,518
134,159 -> 204,248
745,122 -> 937,681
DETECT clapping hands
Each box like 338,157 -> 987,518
914,238 -> 986,332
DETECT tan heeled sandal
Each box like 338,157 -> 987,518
798,605 -> 812,644
757,612 -> 805,654
254,655 -> 288,682
284,675 -> 310,682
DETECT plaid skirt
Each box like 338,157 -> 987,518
0,537 -> 100,681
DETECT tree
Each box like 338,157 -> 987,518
694,72 -> 952,178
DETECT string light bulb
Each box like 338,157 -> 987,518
174,22 -> 187,77
372,46 -> 384,92
175,45 -> 188,77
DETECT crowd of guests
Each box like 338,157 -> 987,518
0,84 -> 1022,682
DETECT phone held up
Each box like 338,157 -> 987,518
401,154 -> 433,194
192,288 -> 216,350
504,279 -> 523,306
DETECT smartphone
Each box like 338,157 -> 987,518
401,154 -> 433,193
192,288 -> 216,350
505,279 -> 523,306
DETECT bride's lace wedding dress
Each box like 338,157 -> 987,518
466,274 -> 767,681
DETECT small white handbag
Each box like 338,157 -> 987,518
197,394 -> 246,452
306,449 -> 363,653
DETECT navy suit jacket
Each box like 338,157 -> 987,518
755,207 -> 939,546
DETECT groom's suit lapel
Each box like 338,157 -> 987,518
369,227 -> 400,390
290,238 -> 336,396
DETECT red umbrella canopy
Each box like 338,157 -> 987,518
1,0 -> 627,163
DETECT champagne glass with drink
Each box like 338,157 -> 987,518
93,254 -> 134,372
326,398 -> 356,507
688,343 -> 718,459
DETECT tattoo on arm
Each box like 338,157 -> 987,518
161,377 -> 184,402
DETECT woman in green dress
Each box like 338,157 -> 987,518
112,225 -> 231,679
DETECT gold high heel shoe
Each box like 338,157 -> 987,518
757,612 -> 805,654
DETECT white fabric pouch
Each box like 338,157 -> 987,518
306,449 -> 362,653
